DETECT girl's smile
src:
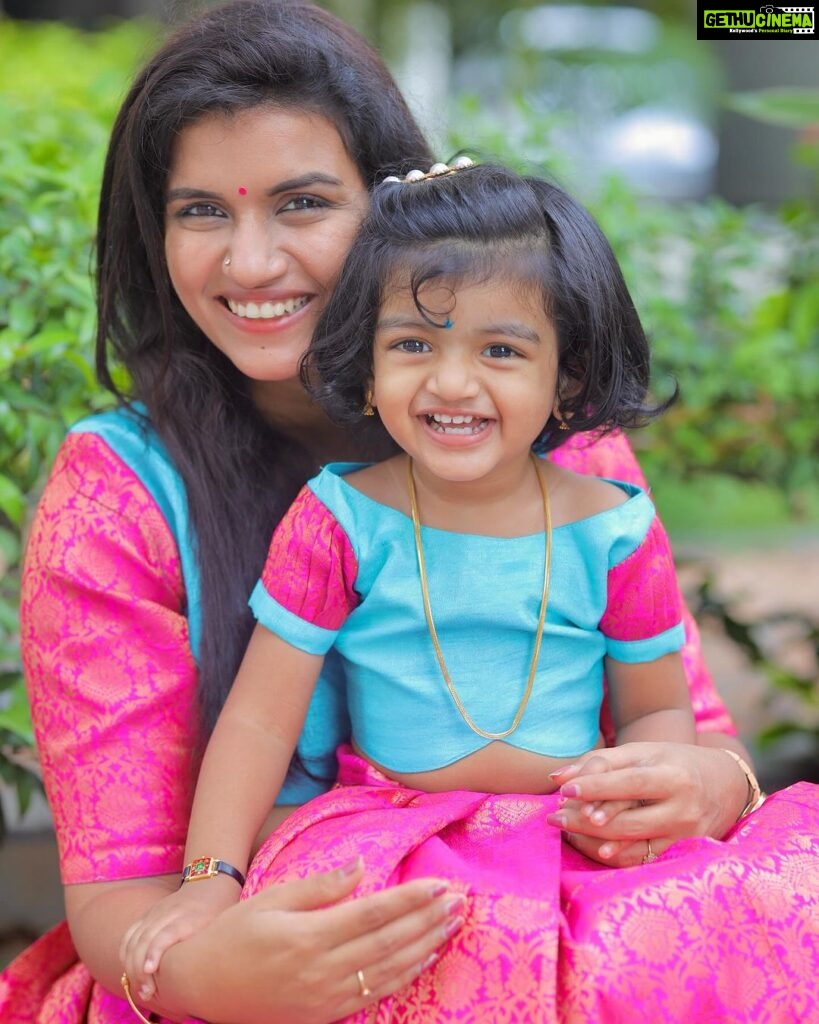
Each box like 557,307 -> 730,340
372,277 -> 559,496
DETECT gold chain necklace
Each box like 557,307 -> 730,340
407,453 -> 552,740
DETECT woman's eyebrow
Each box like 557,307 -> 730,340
165,174 -> 344,203
166,187 -> 222,202
269,173 -> 344,194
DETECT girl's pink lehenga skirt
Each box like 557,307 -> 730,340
2,745 -> 818,1023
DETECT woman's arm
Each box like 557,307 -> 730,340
24,433 -> 459,1021
67,863 -> 462,1024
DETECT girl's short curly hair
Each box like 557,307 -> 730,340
303,163 -> 675,454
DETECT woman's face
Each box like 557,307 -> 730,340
164,106 -> 367,389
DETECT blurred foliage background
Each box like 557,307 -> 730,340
0,3 -> 817,822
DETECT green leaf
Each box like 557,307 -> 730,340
726,88 -> 819,130
0,475 -> 25,527
0,676 -> 34,746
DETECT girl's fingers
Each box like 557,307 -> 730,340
582,798 -> 638,826
552,798 -> 660,840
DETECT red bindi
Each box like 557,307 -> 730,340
238,186 -> 247,196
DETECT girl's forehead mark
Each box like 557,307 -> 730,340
238,186 -> 248,196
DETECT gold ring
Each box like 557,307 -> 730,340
642,838 -> 658,865
121,973 -> 157,1024
356,968 -> 372,998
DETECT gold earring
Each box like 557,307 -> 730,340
363,387 -> 375,416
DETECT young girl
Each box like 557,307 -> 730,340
123,161 -> 698,1007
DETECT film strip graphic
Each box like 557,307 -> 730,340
772,6 -> 814,31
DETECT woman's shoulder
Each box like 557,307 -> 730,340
45,417 -> 155,511
549,429 -> 649,489
34,414 -> 178,555
70,404 -> 169,475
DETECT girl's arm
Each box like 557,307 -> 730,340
186,625 -> 323,880
122,626 -> 324,996
559,654 -> 697,845
551,430 -> 740,747
605,652 -> 697,747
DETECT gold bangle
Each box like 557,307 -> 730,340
720,748 -> 765,820
121,973 -> 158,1024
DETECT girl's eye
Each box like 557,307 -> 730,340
280,195 -> 327,212
395,339 -> 430,354
484,344 -> 519,359
178,203 -> 225,218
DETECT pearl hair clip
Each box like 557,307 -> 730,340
382,156 -> 474,185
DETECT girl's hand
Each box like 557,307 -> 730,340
121,877 -> 239,1003
546,742 -> 750,867
152,858 -> 466,1024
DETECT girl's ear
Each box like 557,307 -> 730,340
553,402 -> 570,432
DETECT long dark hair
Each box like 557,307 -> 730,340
95,0 -> 433,736
304,163 -> 676,452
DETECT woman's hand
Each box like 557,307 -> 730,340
152,857 -> 465,1024
546,742 -> 750,867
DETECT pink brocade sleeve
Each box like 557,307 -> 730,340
600,515 -> 682,642
259,486 -> 359,631
20,433 -> 200,884
550,431 -> 736,738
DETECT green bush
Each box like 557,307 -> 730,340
0,20 -> 156,824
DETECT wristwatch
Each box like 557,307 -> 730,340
181,856 -> 246,887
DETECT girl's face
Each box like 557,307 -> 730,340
164,106 -> 367,392
372,275 -> 559,491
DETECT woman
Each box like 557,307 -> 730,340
2,2 -> 815,1023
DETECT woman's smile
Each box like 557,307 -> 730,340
164,106 -> 367,384
223,295 -> 310,321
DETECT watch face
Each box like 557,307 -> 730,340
187,857 -> 217,880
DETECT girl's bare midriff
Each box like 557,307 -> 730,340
352,735 -> 606,795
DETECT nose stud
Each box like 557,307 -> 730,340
223,255 -> 231,267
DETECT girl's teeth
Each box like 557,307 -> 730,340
427,414 -> 486,435
434,414 -> 474,425
227,296 -> 308,319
